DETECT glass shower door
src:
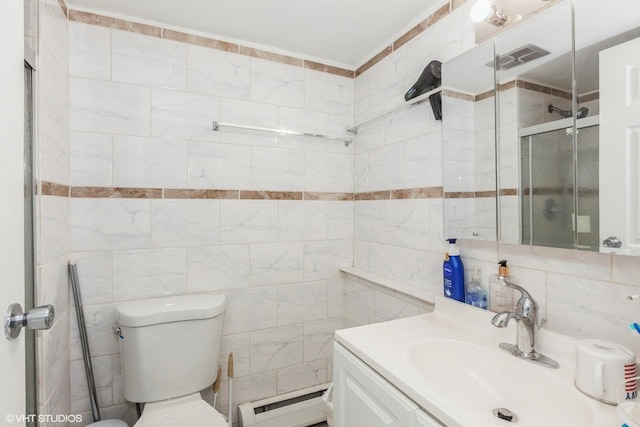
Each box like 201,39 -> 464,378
521,124 -> 599,250
521,127 -> 575,249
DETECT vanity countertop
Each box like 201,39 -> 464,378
335,297 -> 621,427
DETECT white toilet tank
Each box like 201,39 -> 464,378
116,294 -> 226,403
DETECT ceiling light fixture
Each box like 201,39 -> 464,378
470,0 -> 509,26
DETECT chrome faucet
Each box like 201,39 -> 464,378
491,279 -> 559,369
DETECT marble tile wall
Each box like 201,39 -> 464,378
343,273 -> 432,328
352,3 -> 476,301
36,0 -> 72,425
66,18 -> 353,422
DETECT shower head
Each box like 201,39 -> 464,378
548,104 -> 572,118
548,104 -> 589,119
576,107 -> 589,119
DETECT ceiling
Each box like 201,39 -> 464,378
64,0 -> 446,69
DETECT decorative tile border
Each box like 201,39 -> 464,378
42,182 -> 356,200
500,188 -> 518,196
579,91 -> 599,103
40,182 -> 449,201
391,187 -> 444,199
58,0 -> 68,18
442,89 -> 475,102
69,10 -> 161,37
517,79 -> 572,100
447,79 -> 588,103
444,191 -> 475,199
474,89 -> 494,102
70,186 -> 163,198
40,182 -> 69,197
163,189 -> 240,199
305,192 -> 355,201
474,190 -> 497,198
356,187 -> 443,200
355,190 -> 392,201
240,191 -> 303,200
43,183 -> 524,201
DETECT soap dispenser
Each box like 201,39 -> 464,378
443,239 -> 465,302
465,268 -> 487,309
489,260 -> 517,312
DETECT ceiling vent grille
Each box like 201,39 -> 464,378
485,43 -> 550,70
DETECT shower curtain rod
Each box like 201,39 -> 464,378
212,121 -> 352,146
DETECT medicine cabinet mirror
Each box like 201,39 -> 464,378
442,40 -> 497,241
443,0 -> 640,256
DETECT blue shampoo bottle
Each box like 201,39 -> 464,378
443,239 -> 465,302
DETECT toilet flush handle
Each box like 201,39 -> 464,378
112,325 -> 124,339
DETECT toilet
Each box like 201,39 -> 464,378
116,294 -> 228,427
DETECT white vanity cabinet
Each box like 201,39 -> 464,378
334,342 -> 443,427
415,411 -> 442,427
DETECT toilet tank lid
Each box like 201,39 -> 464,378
117,294 -> 226,327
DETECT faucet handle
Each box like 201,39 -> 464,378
538,317 -> 547,329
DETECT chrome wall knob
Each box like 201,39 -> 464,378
4,303 -> 55,340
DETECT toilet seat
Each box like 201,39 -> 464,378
133,393 -> 227,427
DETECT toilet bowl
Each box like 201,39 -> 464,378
115,294 -> 227,427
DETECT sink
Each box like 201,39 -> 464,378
336,297 -> 619,427
403,338 -> 595,425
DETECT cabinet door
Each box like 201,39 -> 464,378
334,343 -> 417,427
416,410 -> 443,427
599,36 -> 640,255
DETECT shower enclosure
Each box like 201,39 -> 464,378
520,117 -> 599,250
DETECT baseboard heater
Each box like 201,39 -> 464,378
238,383 -> 330,427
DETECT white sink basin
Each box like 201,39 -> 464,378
335,297 -> 619,427
404,338 -> 594,425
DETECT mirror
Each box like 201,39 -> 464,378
443,0 -> 640,255
494,1 -> 575,248
442,40 -> 497,241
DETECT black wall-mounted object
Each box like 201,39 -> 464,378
429,92 -> 442,121
404,60 -> 441,101
404,60 -> 442,120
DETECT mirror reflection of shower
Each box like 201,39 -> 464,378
520,120 -> 599,251
548,103 -> 589,119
